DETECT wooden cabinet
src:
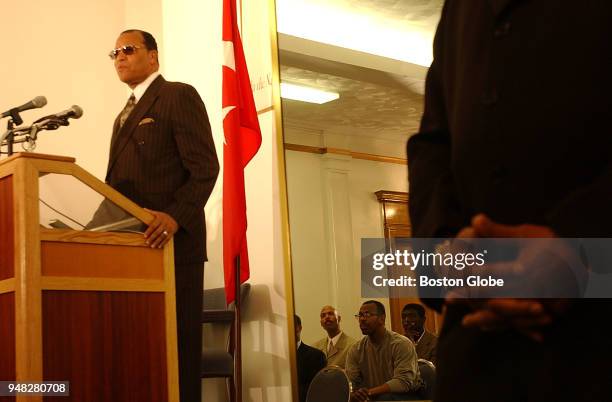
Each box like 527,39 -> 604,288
375,191 -> 443,336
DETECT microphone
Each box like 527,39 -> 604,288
52,105 -> 84,120
35,105 -> 83,123
32,105 -> 83,129
6,105 -> 84,139
0,96 -> 47,119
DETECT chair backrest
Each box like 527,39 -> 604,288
417,358 -> 436,400
305,365 -> 350,402
203,283 -> 251,311
202,287 -> 228,310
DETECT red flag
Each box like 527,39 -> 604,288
222,0 -> 262,304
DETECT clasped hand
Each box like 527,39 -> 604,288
444,214 -> 587,342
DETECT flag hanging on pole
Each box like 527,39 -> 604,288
222,0 -> 262,304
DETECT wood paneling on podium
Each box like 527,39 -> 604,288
0,175 -> 16,388
42,291 -> 167,402
0,176 -> 14,280
0,153 -> 179,402
0,293 -> 16,384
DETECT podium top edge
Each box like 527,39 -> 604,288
0,152 -> 76,167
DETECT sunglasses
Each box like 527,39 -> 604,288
108,45 -> 143,60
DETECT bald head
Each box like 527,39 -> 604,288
320,305 -> 341,337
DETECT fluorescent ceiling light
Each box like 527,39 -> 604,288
281,82 -> 339,104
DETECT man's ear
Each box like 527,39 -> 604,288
149,50 -> 159,65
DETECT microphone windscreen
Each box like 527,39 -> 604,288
70,105 -> 83,119
32,96 -> 47,108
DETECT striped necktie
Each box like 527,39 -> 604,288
119,94 -> 136,128
327,340 -> 334,356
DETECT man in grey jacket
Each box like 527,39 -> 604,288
346,301 -> 423,401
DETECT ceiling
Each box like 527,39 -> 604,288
277,0 -> 443,146
276,0 -> 444,65
280,65 -> 423,141
329,0 -> 443,28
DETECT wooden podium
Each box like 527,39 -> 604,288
0,153 -> 179,402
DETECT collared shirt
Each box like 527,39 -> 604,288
413,330 -> 425,345
327,331 -> 343,351
131,71 -> 161,103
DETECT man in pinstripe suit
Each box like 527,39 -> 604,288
107,29 -> 219,402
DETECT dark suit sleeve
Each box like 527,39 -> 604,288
406,1 -> 467,239
308,348 -> 326,387
304,346 -> 326,387
406,2 -> 466,311
297,345 -> 326,402
164,84 -> 219,231
315,348 -> 326,371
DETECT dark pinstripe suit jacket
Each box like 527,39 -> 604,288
105,75 -> 219,265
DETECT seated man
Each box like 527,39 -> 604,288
314,305 -> 356,368
295,314 -> 326,402
401,303 -> 437,364
346,301 -> 423,401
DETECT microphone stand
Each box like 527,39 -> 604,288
1,109 -> 23,156
6,119 -> 15,156
2,118 -> 67,155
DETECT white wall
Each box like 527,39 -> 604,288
0,0 -> 126,176
285,128 -> 408,344
2,1 -> 293,401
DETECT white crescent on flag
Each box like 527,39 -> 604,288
222,106 -> 236,145
223,39 -> 237,146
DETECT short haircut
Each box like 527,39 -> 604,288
294,314 -> 302,327
402,303 -> 426,318
363,300 -> 385,316
121,29 -> 158,51
320,305 -> 338,314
